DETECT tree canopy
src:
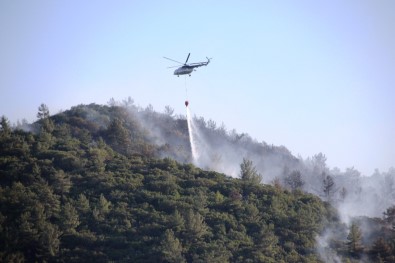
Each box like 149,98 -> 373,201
1,102 -> 394,262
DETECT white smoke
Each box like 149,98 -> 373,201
316,230 -> 342,263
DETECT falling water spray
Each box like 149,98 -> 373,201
186,107 -> 198,164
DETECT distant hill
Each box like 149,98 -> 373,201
0,102 -> 394,262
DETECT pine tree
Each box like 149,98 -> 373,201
106,118 -> 132,155
93,194 -> 111,221
383,205 -> 395,231
346,222 -> 363,257
322,173 -> 336,202
60,202 -> 80,234
339,187 -> 347,201
38,222 -> 61,257
37,103 -> 50,119
99,194 -> 111,215
371,237 -> 391,262
240,158 -> 262,184
37,103 -> 54,133
284,170 -> 304,192
184,209 -> 208,241
168,209 -> 184,232
0,116 -> 11,136
76,194 -> 90,214
52,170 -> 72,195
160,229 -> 185,263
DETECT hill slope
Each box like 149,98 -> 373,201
46,102 -> 395,219
1,102 -> 394,262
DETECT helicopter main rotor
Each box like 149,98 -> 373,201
163,53 -> 191,66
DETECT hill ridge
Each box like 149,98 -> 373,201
0,102 -> 394,262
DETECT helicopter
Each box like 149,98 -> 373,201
164,53 -> 211,76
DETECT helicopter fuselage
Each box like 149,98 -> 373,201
174,66 -> 194,76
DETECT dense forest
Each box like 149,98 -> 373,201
0,101 -> 394,262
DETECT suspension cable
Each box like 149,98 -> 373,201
184,75 -> 188,100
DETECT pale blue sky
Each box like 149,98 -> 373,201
1,0 -> 394,176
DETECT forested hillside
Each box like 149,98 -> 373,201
1,102 -> 394,262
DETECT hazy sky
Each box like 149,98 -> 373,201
1,1 -> 394,176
